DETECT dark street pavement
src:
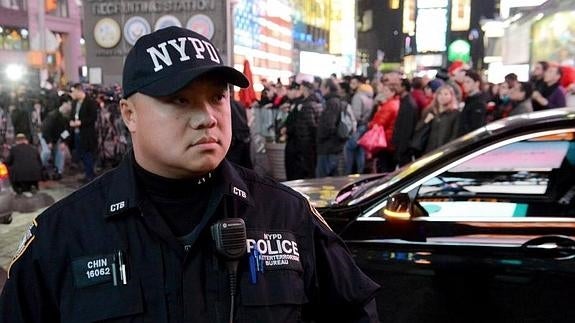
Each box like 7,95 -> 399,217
0,176 -> 81,292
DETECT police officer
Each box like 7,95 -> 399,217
0,27 -> 380,322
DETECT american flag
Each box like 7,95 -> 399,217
233,0 -> 294,87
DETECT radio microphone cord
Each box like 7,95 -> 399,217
211,218 -> 247,323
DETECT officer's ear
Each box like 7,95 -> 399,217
120,97 -> 137,133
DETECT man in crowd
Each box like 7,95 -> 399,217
532,64 -> 567,110
69,83 -> 98,182
458,70 -> 487,136
6,133 -> 43,195
508,82 -> 534,117
40,94 -> 72,179
389,73 -> 418,167
530,61 -> 549,111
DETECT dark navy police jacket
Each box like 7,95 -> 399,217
0,152 -> 380,322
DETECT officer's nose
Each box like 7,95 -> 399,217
190,102 -> 217,129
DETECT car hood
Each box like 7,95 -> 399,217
282,174 -> 385,208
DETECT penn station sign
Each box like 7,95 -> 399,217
83,0 -> 228,86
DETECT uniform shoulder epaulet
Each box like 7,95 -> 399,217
305,199 -> 332,232
7,218 -> 38,279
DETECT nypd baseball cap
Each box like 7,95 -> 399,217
122,26 -> 249,98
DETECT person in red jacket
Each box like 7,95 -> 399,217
411,77 -> 431,112
368,83 -> 400,172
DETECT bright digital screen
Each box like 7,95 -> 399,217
415,54 -> 443,67
299,51 -> 341,78
416,8 -> 447,52
487,62 -> 530,83
417,0 -> 448,8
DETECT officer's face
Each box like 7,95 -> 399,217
120,74 -> 231,179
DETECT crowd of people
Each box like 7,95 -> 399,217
248,60 -> 573,180
0,59 -> 573,189
0,79 -> 130,194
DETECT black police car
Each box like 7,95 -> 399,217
283,107 -> 575,322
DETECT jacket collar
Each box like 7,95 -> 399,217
103,150 -> 140,218
103,151 -> 254,219
218,159 -> 254,207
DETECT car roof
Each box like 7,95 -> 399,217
342,107 -> 575,207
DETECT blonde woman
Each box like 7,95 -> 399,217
411,85 -> 460,155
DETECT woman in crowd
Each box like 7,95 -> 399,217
368,83 -> 400,173
415,85 -> 461,154
344,83 -> 373,174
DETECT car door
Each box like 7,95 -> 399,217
342,129 -> 575,323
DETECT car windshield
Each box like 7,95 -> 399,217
415,132 -> 575,219
348,125 -> 493,204
347,109 -> 575,206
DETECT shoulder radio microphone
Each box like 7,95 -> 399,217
211,218 -> 247,323
211,218 -> 247,260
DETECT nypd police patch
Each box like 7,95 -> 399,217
246,230 -> 302,272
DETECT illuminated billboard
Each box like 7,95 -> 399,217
291,0 -> 330,29
532,11 -> 575,65
451,0 -> 471,31
233,0 -> 294,84
403,0 -> 416,35
416,7 -> 447,52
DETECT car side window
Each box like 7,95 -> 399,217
416,131 -> 575,219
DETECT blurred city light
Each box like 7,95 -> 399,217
448,40 -> 471,62
5,64 -> 25,81
253,83 -> 264,92
500,0 -> 549,19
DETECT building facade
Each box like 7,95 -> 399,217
356,0 -> 496,75
0,0 -> 84,87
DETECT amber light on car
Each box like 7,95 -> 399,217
0,163 -> 9,180
383,208 -> 411,220
383,193 -> 413,220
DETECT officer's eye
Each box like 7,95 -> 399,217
171,96 -> 190,105
211,91 -> 228,104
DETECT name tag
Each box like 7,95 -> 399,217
72,254 -> 115,288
